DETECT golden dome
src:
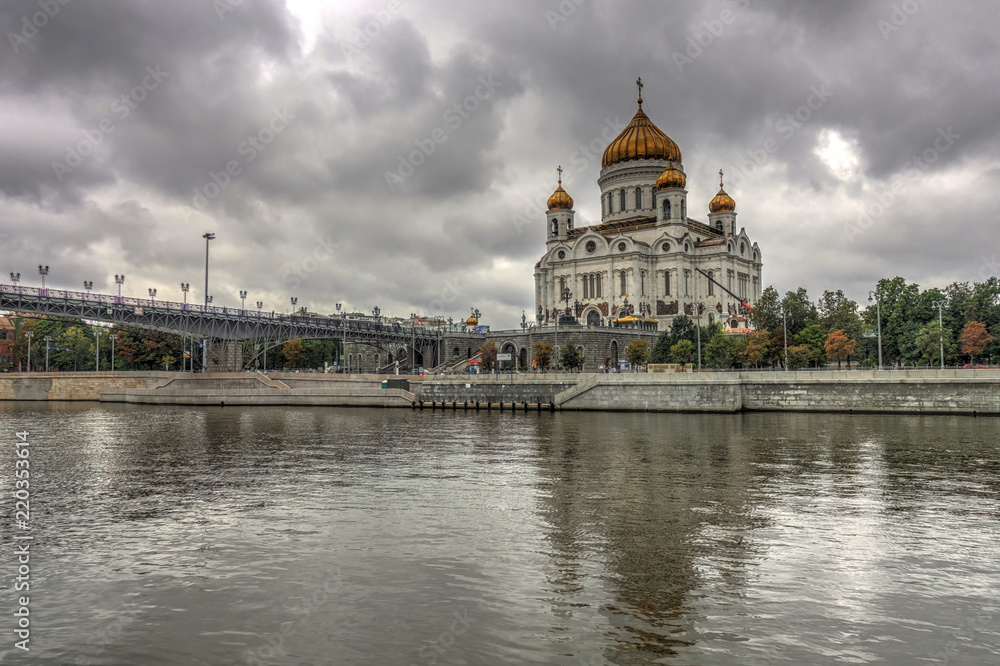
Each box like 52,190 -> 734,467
656,164 -> 686,190
546,166 -> 574,210
709,170 -> 736,212
465,315 -> 477,326
602,79 -> 682,169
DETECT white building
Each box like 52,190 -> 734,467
534,82 -> 763,333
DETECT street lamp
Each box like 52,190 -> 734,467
257,300 -> 263,314
44,335 -> 51,372
782,306 -> 789,371
291,297 -> 298,314
148,288 -> 157,304
868,290 -> 883,370
240,290 -> 247,311
9,272 -> 20,286
372,306 -> 380,322
94,329 -> 100,371
115,274 -> 125,298
84,280 -> 93,295
181,283 -> 190,305
38,265 -> 49,291
25,331 -> 33,373
932,299 -> 946,369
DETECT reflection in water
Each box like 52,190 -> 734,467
0,404 -> 997,665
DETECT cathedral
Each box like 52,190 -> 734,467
534,80 -> 763,333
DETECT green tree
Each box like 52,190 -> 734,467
650,330 -> 673,364
743,330 -> 770,368
533,342 -> 553,371
794,324 -> 827,367
625,339 -> 649,369
749,286 -> 782,331
781,288 -> 819,336
818,290 -> 863,342
670,339 -> 695,364
282,339 -> 305,368
786,345 -> 812,370
559,339 -> 584,371
704,331 -> 736,368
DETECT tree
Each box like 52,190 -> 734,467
749,286 -> 782,331
794,324 -> 827,367
824,329 -> 858,369
533,342 -> 553,371
743,330 -> 770,368
704,330 -> 736,368
650,330 -> 673,364
559,339 -> 583,372
479,340 -> 498,372
670,339 -> 695,364
282,339 -> 305,368
818,290 -> 863,343
625,339 -> 649,368
914,322 -> 954,366
961,321 -> 993,364
786,345 -> 812,370
781,288 -> 819,336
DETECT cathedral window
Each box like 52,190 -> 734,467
681,200 -> 686,220
589,275 -> 596,299
716,220 -> 723,231
619,189 -> 626,211
684,270 -> 690,297
707,271 -> 715,296
664,272 -> 671,295
663,200 -> 671,219
560,277 -> 566,294
651,190 -> 657,210
596,274 -> 603,298
620,272 -> 627,297
640,272 -> 646,296
635,187 -> 642,210
582,276 -> 589,300
551,219 -> 557,236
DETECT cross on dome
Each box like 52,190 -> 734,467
636,76 -> 643,105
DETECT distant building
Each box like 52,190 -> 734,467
534,79 -> 762,334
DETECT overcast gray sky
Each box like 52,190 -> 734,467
1,0 -> 997,328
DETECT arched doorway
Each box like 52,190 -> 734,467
610,340 -> 619,370
501,343 -> 516,371
519,347 -> 528,369
586,310 -> 601,326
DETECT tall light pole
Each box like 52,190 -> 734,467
557,289 -> 570,370
148,288 -> 157,304
115,274 -> 125,299
181,283 -> 190,305
26,331 -> 33,373
932,299 -> 946,369
782,307 -> 789,371
694,275 -> 702,373
44,335 -> 51,372
240,290 -> 247,312
38,265 -> 49,292
203,233 -> 215,373
291,297 -> 298,313
83,280 -> 93,296
9,272 -> 20,287
94,329 -> 99,372
868,290 -> 883,370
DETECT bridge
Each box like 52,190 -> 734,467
0,283 -> 443,371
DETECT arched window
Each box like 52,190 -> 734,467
709,313 -> 715,326
582,276 -> 589,299
663,200 -> 671,219
608,191 -> 614,213
681,200 -> 686,220
560,277 -> 566,294
635,187 -> 642,209
596,274 -> 603,298
589,274 -> 596,298
664,272 -> 671,295
707,271 -> 715,296
551,219 -> 557,236
640,272 -> 646,296
716,220 -> 723,231
620,271 -> 627,296
651,190 -> 657,210
619,189 -> 626,211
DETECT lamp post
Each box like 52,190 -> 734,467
372,306 -> 380,323
257,300 -> 263,315
38,265 -> 49,292
83,280 -> 93,295
26,331 -> 33,373
240,290 -> 247,312
202,233 -> 215,372
115,274 -> 125,299
868,290 -> 883,370
782,306 -> 789,371
148,288 -> 156,305
181,283 -> 189,305
9,272 -> 20,286
556,289 -> 571,371
94,329 -> 99,372
932,299 -> 946,369
44,335 -> 52,372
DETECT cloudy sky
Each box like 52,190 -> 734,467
1,0 -> 998,329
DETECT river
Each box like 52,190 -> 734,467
0,403 -> 997,665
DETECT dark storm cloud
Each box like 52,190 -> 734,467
1,0 -> 999,327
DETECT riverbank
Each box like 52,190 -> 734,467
1,370 -> 998,414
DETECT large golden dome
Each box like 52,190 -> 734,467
709,171 -> 736,213
602,81 -> 682,169
546,166 -> 574,210
656,164 -> 686,190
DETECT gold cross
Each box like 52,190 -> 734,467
557,165 -> 563,184
719,169 -> 724,189
636,76 -> 643,104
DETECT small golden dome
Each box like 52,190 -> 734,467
547,166 -> 574,210
465,315 -> 477,326
709,169 -> 736,212
602,78 -> 682,169
656,164 -> 686,190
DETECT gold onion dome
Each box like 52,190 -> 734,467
656,164 -> 686,190
601,77 -> 682,169
465,314 -> 478,325
546,166 -> 574,210
709,170 -> 736,212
